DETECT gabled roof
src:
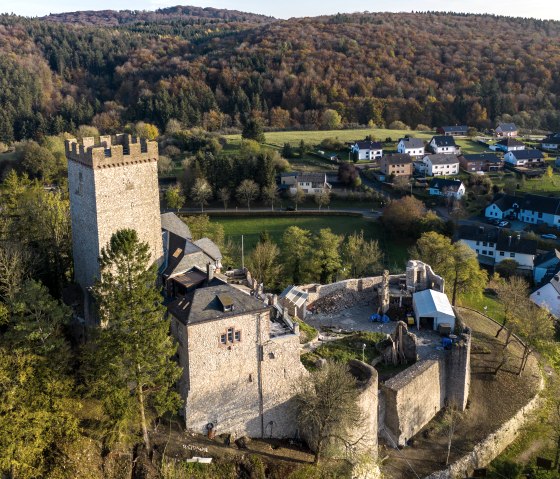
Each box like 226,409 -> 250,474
429,178 -> 463,191
384,153 -> 412,164
461,153 -> 501,163
431,135 -> 457,147
508,149 -> 543,160
425,154 -> 459,165
496,123 -> 518,132
161,212 -> 192,240
542,133 -> 560,145
440,125 -> 468,134
521,194 -> 560,215
297,172 -> 327,184
496,138 -> 524,147
354,140 -> 382,150
413,289 -> 455,318
535,249 -> 560,268
279,285 -> 309,307
496,235 -> 537,255
399,137 -> 424,149
457,224 -> 537,255
168,284 -> 269,325
194,238 -> 222,261
489,193 -> 518,212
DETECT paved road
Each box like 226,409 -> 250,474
168,206 -> 384,219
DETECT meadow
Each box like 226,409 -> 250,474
212,214 -> 411,272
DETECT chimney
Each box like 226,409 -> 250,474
508,235 -> 512,246
270,294 -> 278,306
207,262 -> 215,284
517,234 -> 521,241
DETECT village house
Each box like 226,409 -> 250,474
531,273 -> 560,319
504,149 -> 544,167
542,132 -> 560,151
459,153 -> 502,173
380,153 -> 413,177
534,250 -> 560,285
350,140 -> 383,160
492,138 -> 525,153
280,172 -> 331,194
457,224 -> 537,272
428,178 -> 465,199
428,135 -> 461,155
485,193 -> 560,228
495,123 -> 518,137
420,154 -> 460,176
397,137 -> 425,158
168,282 -> 307,438
436,125 -> 468,137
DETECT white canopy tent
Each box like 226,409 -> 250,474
412,289 -> 456,331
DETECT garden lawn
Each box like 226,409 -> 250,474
458,290 -> 505,324
212,215 -> 411,271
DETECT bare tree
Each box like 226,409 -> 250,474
236,179 -> 259,210
190,178 -> 213,212
314,188 -> 331,210
291,185 -> 306,211
490,275 -> 530,342
218,187 -> 230,211
261,184 -> 279,211
295,362 -> 363,464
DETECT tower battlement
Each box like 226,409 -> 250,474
65,134 -> 158,169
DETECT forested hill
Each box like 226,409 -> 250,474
42,6 -> 275,26
1,10 -> 560,143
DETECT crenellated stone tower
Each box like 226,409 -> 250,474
66,134 -> 163,322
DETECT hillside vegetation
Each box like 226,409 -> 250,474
0,10 -> 559,142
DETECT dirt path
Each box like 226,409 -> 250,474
381,308 -> 541,479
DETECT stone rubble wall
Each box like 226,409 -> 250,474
302,276 -> 387,304
423,376 -> 544,479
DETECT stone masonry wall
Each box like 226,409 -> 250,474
67,138 -> 163,292
381,359 -> 446,446
185,311 -> 271,438
261,334 -> 308,438
303,276 -> 385,304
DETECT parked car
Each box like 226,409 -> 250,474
498,220 -> 510,228
541,233 -> 558,240
487,218 -> 500,225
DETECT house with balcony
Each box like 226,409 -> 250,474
421,154 -> 460,176
350,140 -> 383,160
428,135 -> 460,155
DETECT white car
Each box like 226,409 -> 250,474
541,234 -> 558,240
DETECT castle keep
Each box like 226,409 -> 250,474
65,134 -> 163,304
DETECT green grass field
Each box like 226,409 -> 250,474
212,214 -> 411,271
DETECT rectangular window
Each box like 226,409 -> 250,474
476,249 -> 480,253
500,251 -> 504,256
510,253 -> 515,258
220,334 -> 227,345
227,328 -> 234,343
483,242 -> 487,247
234,331 -> 241,342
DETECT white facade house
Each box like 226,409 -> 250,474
530,274 -> 560,319
504,150 -> 544,166
397,138 -> 425,158
428,178 -> 465,199
351,141 -> 383,160
280,172 -> 331,195
542,133 -> 560,151
457,225 -> 538,271
492,138 -> 525,152
485,194 -> 560,228
429,135 -> 460,155
495,123 -> 518,137
422,154 -> 460,176
413,289 -> 456,331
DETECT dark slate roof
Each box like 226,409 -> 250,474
543,133 -> 560,145
163,231 -> 216,278
194,238 -> 222,261
461,153 -> 501,163
298,172 -> 327,183
431,135 -> 457,147
425,154 -> 459,165
429,178 -> 463,191
440,125 -> 468,134
497,123 -> 518,132
354,140 -> 382,150
399,137 -> 424,149
496,235 -> 537,255
497,138 -> 524,147
521,194 -> 560,215
535,249 -> 560,267
509,149 -> 544,160
384,153 -> 412,164
490,193 -> 519,212
168,284 -> 269,325
161,212 -> 192,240
457,225 -> 537,255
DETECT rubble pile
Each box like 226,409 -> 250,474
310,289 -> 374,314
